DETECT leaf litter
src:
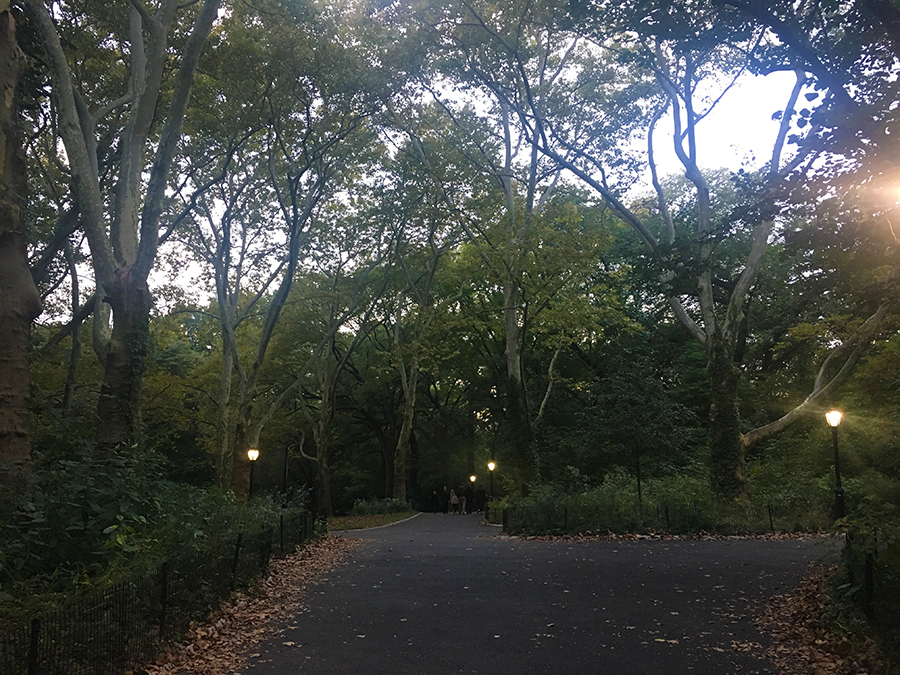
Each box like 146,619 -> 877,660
136,535 -> 366,675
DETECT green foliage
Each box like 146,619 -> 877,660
0,444 -> 304,604
832,497 -> 900,638
349,497 -> 412,516
506,467 -> 830,536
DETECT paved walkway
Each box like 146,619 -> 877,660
242,513 -> 837,674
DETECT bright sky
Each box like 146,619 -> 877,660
651,71 -> 799,178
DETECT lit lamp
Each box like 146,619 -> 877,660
487,461 -> 496,499
248,448 -> 260,499
825,410 -> 845,519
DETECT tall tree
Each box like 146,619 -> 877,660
0,0 -> 42,492
439,0 -> 893,498
24,0 -> 221,450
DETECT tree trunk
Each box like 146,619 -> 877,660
379,430 -> 395,498
392,355 -> 419,502
315,448 -> 333,518
0,1 -> 42,489
95,268 -> 152,450
61,243 -> 83,415
215,347 -> 234,488
707,338 -> 746,500
503,278 -> 534,484
230,418 -> 252,502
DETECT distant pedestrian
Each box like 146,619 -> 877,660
450,488 -> 459,514
475,486 -> 487,512
442,486 -> 450,513
431,489 -> 441,513
457,485 -> 467,515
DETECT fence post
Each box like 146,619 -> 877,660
665,504 -> 671,531
27,617 -> 40,675
280,513 -> 285,555
502,508 -> 508,532
158,561 -> 170,639
767,503 -> 775,533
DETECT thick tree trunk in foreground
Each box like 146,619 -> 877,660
0,2 -> 41,491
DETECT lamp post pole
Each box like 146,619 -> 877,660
826,411 -> 845,519
487,461 -> 495,500
248,448 -> 259,500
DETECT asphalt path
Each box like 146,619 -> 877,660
242,513 -> 838,674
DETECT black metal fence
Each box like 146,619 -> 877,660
0,509 -> 315,675
501,499 -> 831,536
844,538 -> 900,634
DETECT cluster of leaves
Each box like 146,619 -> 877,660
0,442 -> 302,609
349,496 -> 412,516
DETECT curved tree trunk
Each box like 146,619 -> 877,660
0,0 -> 41,493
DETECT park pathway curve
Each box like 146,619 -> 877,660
241,512 -> 837,674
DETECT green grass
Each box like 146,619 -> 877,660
327,511 -> 419,531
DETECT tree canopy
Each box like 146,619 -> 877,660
2,0 -> 899,576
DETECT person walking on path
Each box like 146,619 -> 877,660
449,488 -> 459,514
457,484 -> 467,514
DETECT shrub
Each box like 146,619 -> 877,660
349,497 -> 411,516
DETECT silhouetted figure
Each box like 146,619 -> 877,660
457,485 -> 467,515
450,488 -> 459,514
475,486 -> 487,512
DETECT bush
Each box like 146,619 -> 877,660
349,497 -> 411,516
502,477 -> 831,536
0,444 -> 306,603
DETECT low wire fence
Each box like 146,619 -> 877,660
500,499 -> 831,536
0,509 -> 315,675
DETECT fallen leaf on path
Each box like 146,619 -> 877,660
137,535 -> 366,675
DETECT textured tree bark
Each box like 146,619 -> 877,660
25,0 -> 221,451
0,2 -> 42,489
94,268 -> 151,449
392,355 -> 419,502
503,278 -> 534,485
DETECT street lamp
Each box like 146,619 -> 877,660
825,410 -> 845,519
487,461 -> 496,499
248,448 -> 260,499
